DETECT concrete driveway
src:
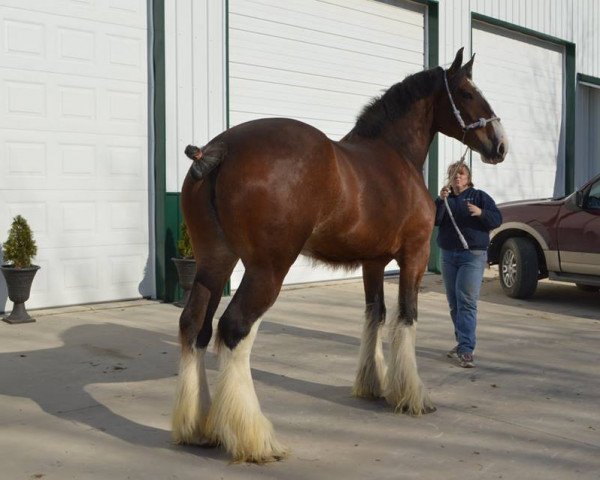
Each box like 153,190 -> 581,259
1,269 -> 599,480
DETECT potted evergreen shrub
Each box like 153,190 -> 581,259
171,221 -> 196,307
1,215 -> 40,324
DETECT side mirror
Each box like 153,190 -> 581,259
575,190 -> 584,208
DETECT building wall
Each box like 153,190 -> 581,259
438,0 -> 600,196
157,0 -> 600,296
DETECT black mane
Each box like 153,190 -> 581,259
353,67 -> 442,138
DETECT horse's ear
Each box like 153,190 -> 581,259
448,47 -> 464,77
462,53 -> 475,79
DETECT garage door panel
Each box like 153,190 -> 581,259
475,33 -> 563,64
0,72 -> 146,137
29,247 -> 149,306
3,191 -> 148,249
230,61 -> 390,98
234,0 -> 424,36
472,24 -> 564,203
313,0 -> 424,26
230,15 -> 421,63
229,0 -> 425,287
229,31 -> 421,84
0,0 -> 147,28
231,80 -> 366,118
231,5 -> 424,54
0,6 -> 146,82
0,131 -> 146,193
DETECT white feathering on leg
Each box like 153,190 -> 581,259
172,348 -> 212,444
353,314 -> 387,398
384,322 -> 434,415
206,320 -> 289,463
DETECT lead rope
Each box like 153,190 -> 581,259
443,145 -> 470,250
441,67 -> 499,251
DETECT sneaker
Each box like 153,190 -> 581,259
458,352 -> 475,368
446,345 -> 459,358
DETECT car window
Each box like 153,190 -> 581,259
586,179 -> 600,209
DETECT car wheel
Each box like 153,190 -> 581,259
499,237 -> 539,299
575,283 -> 599,292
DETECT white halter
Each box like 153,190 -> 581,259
443,69 -> 500,142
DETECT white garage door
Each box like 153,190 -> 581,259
0,1 -> 151,310
576,82 -> 600,187
228,0 -> 426,288
471,22 -> 565,203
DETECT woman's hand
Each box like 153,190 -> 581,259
466,202 -> 482,217
439,186 -> 450,200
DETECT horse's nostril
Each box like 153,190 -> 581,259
497,142 -> 506,157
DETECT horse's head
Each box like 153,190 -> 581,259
437,48 -> 508,165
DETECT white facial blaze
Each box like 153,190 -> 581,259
466,78 -> 508,162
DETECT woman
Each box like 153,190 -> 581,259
435,162 -> 502,368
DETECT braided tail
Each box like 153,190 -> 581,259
184,142 -> 227,181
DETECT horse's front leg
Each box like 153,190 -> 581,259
385,246 -> 435,415
353,260 -> 388,399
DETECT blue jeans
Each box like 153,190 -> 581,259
441,249 -> 487,354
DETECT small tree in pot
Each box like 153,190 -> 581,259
171,221 -> 196,308
1,215 -> 40,323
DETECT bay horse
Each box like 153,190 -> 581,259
172,48 -> 508,463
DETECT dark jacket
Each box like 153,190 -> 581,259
434,187 -> 502,251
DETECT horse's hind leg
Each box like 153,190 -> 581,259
353,260 -> 388,398
172,252 -> 237,445
385,242 -> 435,415
206,264 -> 291,463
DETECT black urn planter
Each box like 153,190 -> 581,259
1,264 -> 40,324
171,258 -> 196,308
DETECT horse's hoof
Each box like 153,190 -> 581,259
352,390 -> 383,401
172,434 -> 213,447
403,404 -> 436,415
232,448 -> 290,464
198,440 -> 219,449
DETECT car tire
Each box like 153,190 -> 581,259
575,283 -> 599,292
499,237 -> 539,299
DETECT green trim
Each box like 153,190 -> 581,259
165,193 -> 182,302
471,13 -> 576,194
472,13 -> 571,46
152,0 -> 167,300
225,0 -> 230,129
578,73 -> 600,88
425,0 -> 440,273
565,44 -> 576,194
224,0 -> 231,295
403,1 -> 441,272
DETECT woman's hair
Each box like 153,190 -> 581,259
446,161 -> 474,189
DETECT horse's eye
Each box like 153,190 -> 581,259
460,90 -> 473,100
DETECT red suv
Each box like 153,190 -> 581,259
488,173 -> 600,298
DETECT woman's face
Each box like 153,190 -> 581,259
451,167 -> 470,194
